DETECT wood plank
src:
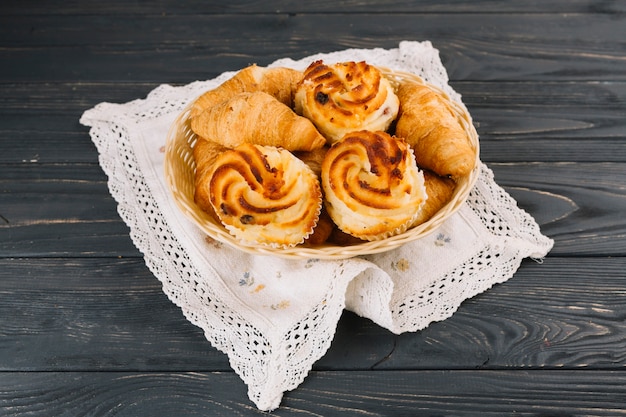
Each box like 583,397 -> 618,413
0,164 -> 139,257
2,3 -> 623,417
316,258 -> 626,370
1,80 -> 625,164
458,81 -> 626,162
378,257 -> 626,370
0,81 -> 159,164
2,0 -> 626,15
0,258 -> 230,371
1,370 -> 625,416
0,14 -> 624,82
1,257 -> 623,371
0,257 -> 391,372
490,162 -> 626,256
2,162 -> 625,256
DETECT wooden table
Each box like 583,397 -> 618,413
2,2 -> 625,415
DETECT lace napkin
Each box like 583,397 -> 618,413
80,41 -> 554,411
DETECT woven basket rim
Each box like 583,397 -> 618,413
164,68 -> 480,259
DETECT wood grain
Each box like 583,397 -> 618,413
2,162 -> 625,256
1,81 -> 624,164
381,258 -> 626,370
1,2 -> 625,415
0,14 -> 624,83
1,257 -> 623,371
3,0 -> 626,14
0,164 -> 138,257
490,162 -> 626,256
1,370 -> 625,416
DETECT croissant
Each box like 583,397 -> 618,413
191,91 -> 327,152
294,60 -> 399,144
411,170 -> 456,227
204,143 -> 322,248
189,64 -> 302,119
395,81 -> 477,179
321,130 -> 427,241
257,66 -> 303,108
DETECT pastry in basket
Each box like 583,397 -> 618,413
294,60 -> 399,144
203,143 -> 322,248
394,80 -> 477,179
293,145 -> 329,178
321,130 -> 427,241
411,170 -> 457,227
191,91 -> 326,152
189,64 -> 302,119
303,207 -> 334,246
193,137 -> 228,221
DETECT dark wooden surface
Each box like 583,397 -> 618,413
1,1 -> 625,416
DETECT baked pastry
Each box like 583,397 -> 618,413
294,60 -> 399,144
191,91 -> 327,152
303,208 -> 334,246
193,138 -> 228,221
411,170 -> 456,227
293,145 -> 329,178
203,143 -> 322,248
328,227 -> 364,246
395,80 -> 477,179
189,64 -> 302,119
321,130 -> 427,241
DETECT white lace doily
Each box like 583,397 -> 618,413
80,41 -> 554,411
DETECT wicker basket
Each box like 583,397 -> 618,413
164,68 -> 480,259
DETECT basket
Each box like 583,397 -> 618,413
164,68 -> 480,259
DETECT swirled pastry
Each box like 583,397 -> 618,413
321,130 -> 427,241
205,143 -> 322,248
294,60 -> 399,144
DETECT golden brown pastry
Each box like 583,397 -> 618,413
321,130 -> 427,241
257,66 -> 303,108
191,91 -> 327,152
193,138 -> 228,221
189,64 -> 302,119
395,80 -> 477,179
204,143 -> 322,248
293,145 -> 329,178
328,227 -> 365,246
411,170 -> 457,227
303,208 -> 334,246
294,60 -> 399,144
